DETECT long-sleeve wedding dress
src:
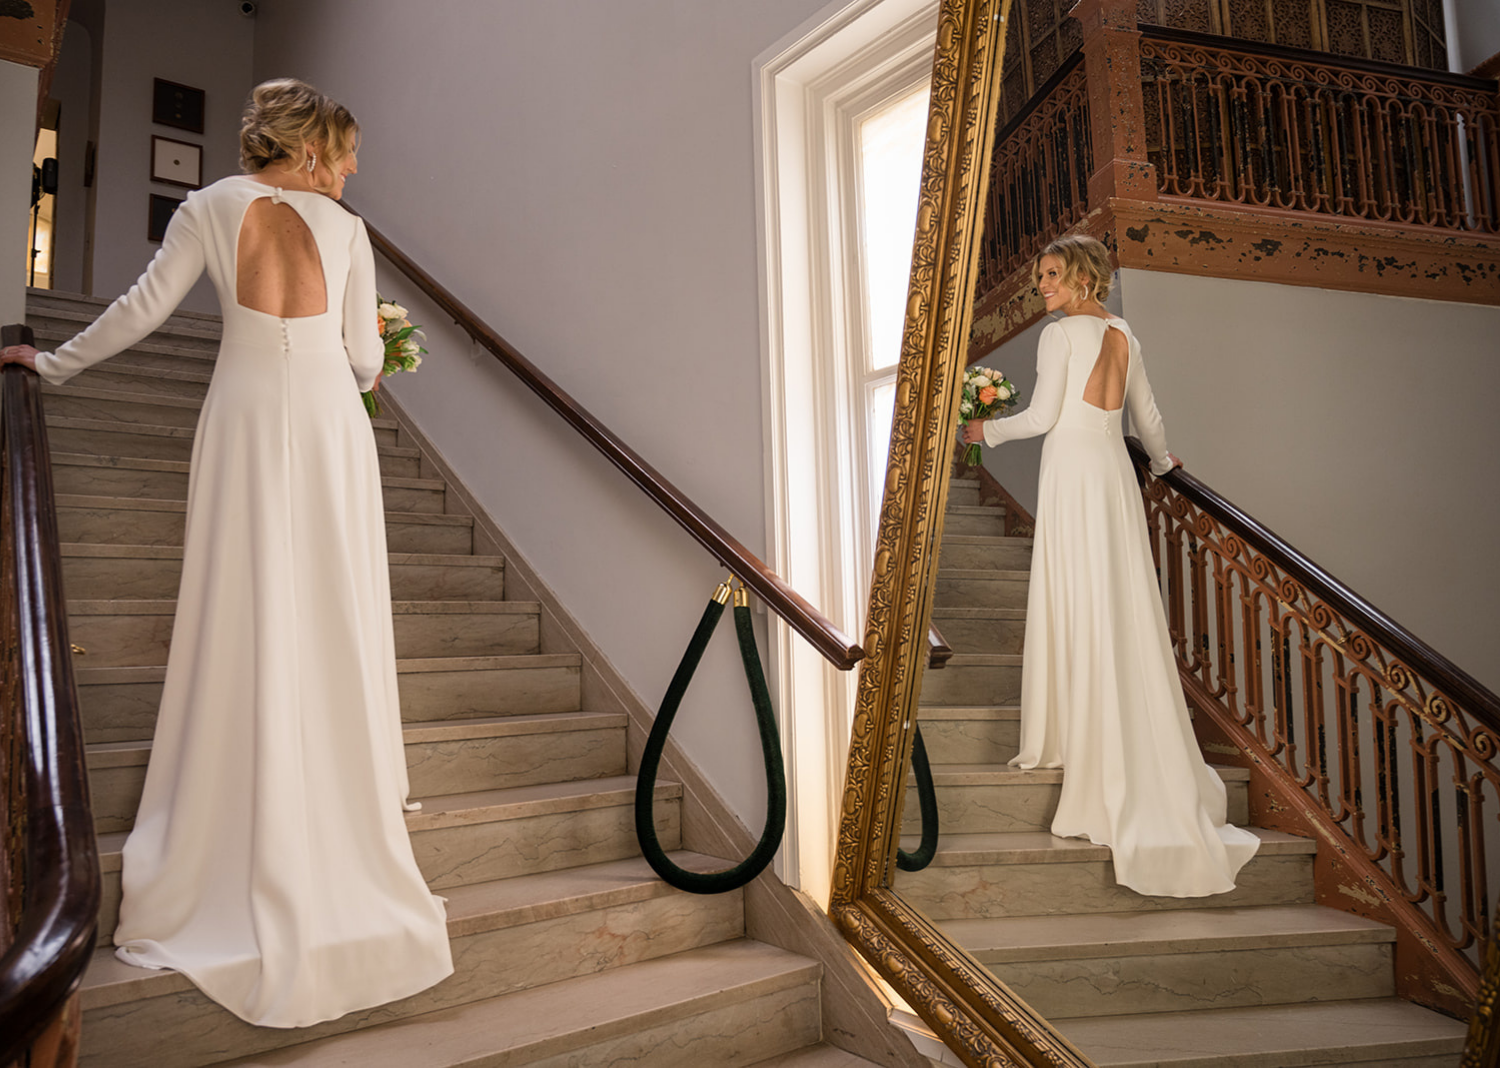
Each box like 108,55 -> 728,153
982,315 -> 1259,896
35,175 -> 452,1026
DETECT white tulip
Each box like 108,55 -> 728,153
997,386 -> 1011,400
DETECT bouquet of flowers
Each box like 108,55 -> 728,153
958,365 -> 1019,466
362,295 -> 427,416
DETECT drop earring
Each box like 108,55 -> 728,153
307,153 -> 317,174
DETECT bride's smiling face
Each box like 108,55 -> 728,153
1035,254 -> 1079,313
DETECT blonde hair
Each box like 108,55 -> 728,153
239,78 -> 358,187
1032,233 -> 1113,305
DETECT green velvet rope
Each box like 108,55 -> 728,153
896,723 -> 939,872
634,585 -> 787,894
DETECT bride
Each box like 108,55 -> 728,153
1,79 -> 452,1025
960,234 -> 1259,897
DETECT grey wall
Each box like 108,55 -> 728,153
252,0 -> 837,828
48,19 -> 93,296
1,60 -> 39,326
89,0 -> 254,311
1120,272 -> 1499,693
1451,0 -> 1500,72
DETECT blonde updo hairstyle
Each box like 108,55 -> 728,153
1032,233 -> 1113,306
239,78 -> 358,192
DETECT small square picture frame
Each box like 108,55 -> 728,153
151,135 -> 202,189
148,193 -> 184,243
152,78 -> 206,134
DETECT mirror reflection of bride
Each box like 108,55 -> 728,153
960,233 -> 1260,897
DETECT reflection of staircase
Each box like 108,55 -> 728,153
904,466 -> 1469,1066
29,290 -> 891,1068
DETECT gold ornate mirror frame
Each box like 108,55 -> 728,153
828,1 -> 1091,1063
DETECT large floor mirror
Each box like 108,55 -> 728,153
825,1 -> 1098,1064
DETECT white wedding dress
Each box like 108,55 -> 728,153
35,175 -> 453,1026
982,315 -> 1259,896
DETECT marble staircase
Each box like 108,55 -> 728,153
904,467 -> 1470,1067
26,290 -> 902,1068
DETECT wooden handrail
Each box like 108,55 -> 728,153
348,208 -> 864,670
0,326 -> 101,1063
926,624 -> 953,670
1125,437 -> 1500,728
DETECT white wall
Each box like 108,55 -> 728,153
90,0 -> 254,311
253,0 -> 838,831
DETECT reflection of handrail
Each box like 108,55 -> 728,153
1126,434 -> 1497,1019
0,327 -> 102,1063
347,207 -> 864,670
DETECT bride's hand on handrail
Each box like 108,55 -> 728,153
960,420 -> 985,445
0,345 -> 39,372
1166,451 -> 1183,471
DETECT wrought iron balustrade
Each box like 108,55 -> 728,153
977,50 -> 1092,293
1129,438 -> 1500,1006
1140,27 -> 1500,233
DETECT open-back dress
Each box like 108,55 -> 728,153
981,315 -> 1260,896
34,175 -> 453,1027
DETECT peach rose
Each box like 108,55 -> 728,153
978,385 -> 998,405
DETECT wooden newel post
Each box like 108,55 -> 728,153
1070,0 -> 1157,209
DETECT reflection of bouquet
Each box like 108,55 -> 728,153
959,365 -> 1019,466
362,296 -> 427,416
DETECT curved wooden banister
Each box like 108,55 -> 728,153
347,208 -> 864,671
1125,437 -> 1500,730
0,327 -> 101,1064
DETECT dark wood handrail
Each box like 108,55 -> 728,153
0,327 -> 101,1063
347,207 -> 864,669
1139,22 -> 1500,91
927,624 -> 953,670
1125,436 -> 1500,729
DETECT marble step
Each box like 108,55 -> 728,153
747,1047 -> 892,1067
916,704 -> 1020,764
49,453 -> 448,513
60,544 -> 505,601
937,534 -> 1033,572
940,905 -> 1394,1020
943,503 -> 1007,537
77,654 -> 584,743
28,309 -> 222,350
87,708 -> 628,835
929,606 -> 1026,654
894,828 -> 1316,920
202,940 -> 820,1068
83,852 -> 737,1068
918,653 -> 1022,706
44,416 -> 421,476
56,495 -> 474,553
41,382 -> 399,442
69,360 -> 213,400
69,598 -> 538,669
946,478 -> 982,506
933,567 -> 1029,609
1060,998 -> 1467,1067
900,763 -> 1251,835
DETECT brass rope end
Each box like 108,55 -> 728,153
713,580 -> 733,605
733,584 -> 749,609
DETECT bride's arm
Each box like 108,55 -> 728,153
982,320 -> 1069,447
1124,344 -> 1178,475
342,218 -> 385,392
32,198 -> 207,385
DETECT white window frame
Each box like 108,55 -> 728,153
753,0 -> 937,903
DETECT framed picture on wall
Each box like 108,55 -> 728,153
152,78 -> 206,134
148,194 -> 184,242
151,136 -> 202,189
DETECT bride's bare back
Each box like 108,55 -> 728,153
1082,321 -> 1128,412
236,198 -> 327,318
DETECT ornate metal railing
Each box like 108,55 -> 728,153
0,326 -> 100,1067
1128,437 -> 1499,1006
976,50 -> 1092,292
1141,26 -> 1500,233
